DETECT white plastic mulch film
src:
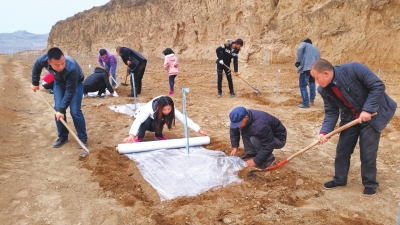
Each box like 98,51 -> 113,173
108,103 -> 146,117
124,147 -> 247,201
109,103 -> 247,201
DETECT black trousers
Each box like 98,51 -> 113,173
128,60 -> 147,95
217,63 -> 234,94
83,83 -> 106,96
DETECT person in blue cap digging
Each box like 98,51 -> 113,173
229,106 -> 287,169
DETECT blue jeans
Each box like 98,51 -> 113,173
105,62 -> 117,86
299,70 -> 316,106
332,122 -> 381,188
53,81 -> 87,140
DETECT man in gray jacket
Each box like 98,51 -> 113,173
295,38 -> 320,108
311,59 -> 397,196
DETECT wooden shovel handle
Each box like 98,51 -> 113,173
287,112 -> 377,162
37,91 -> 89,155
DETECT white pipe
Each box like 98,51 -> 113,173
117,136 -> 210,154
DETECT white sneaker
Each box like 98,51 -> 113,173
113,91 -> 118,97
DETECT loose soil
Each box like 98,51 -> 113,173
0,54 -> 399,224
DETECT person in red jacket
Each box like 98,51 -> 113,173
42,72 -> 54,94
163,48 -> 179,95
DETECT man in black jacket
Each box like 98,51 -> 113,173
229,106 -> 287,169
116,46 -> 147,97
311,59 -> 397,195
83,67 -> 118,98
215,38 -> 243,98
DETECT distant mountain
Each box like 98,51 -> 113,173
0,30 -> 48,54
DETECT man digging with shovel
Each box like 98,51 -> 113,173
229,106 -> 287,169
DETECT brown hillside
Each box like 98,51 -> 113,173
48,0 -> 400,70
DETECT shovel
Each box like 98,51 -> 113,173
120,67 -> 129,86
223,64 -> 261,95
37,91 -> 90,157
255,112 -> 377,172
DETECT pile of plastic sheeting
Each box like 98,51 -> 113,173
124,146 -> 247,201
108,103 -> 146,117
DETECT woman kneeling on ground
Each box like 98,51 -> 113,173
123,95 -> 208,143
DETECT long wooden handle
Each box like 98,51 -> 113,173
222,63 -> 258,90
37,91 -> 89,155
287,112 -> 377,162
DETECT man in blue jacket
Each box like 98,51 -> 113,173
229,106 -> 287,169
311,59 -> 397,196
31,47 -> 88,148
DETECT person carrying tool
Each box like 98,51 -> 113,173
98,48 -> 118,87
116,46 -> 147,97
30,47 -> 88,148
163,48 -> 179,95
229,106 -> 287,169
311,59 -> 397,196
215,38 -> 243,98
122,95 -> 208,143
295,38 -> 320,108
83,67 -> 118,98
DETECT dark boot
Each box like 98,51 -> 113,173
53,138 -> 68,148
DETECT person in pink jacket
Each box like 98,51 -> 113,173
163,48 -> 179,95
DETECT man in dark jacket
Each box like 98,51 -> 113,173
83,67 -> 118,98
116,46 -> 147,97
216,39 -> 243,98
311,59 -> 397,196
229,106 -> 287,169
31,47 -> 88,148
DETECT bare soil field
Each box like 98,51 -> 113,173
0,54 -> 399,224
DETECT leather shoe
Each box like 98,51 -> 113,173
240,153 -> 257,160
363,187 -> 376,196
323,180 -> 345,189
53,138 -> 68,148
298,104 -> 309,108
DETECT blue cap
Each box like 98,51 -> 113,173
230,107 -> 247,128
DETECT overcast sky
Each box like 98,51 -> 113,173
0,0 -> 110,34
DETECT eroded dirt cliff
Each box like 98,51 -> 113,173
48,0 -> 400,70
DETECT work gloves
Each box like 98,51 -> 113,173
216,59 -> 224,65
295,62 -> 300,68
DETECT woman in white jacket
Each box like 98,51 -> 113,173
123,95 -> 208,143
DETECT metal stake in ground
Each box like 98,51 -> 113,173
182,88 -> 190,154
131,72 -> 137,111
275,69 -> 280,98
223,64 -> 261,94
36,91 -> 89,157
